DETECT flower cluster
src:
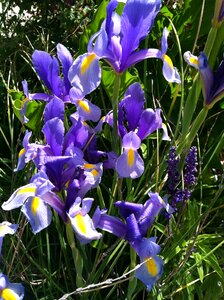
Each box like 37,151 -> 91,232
2,0 -> 181,295
165,146 -> 198,213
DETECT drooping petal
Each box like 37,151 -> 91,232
0,222 -> 18,255
137,237 -> 161,258
116,148 -> 144,179
72,97 -> 101,122
21,196 -> 52,234
68,53 -> 101,99
68,211 -> 102,244
183,51 -> 199,69
2,184 -> 37,211
135,255 -> 164,292
0,273 -> 24,300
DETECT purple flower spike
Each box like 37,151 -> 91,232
67,197 -> 102,244
116,131 -> 144,178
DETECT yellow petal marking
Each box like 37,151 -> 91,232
18,148 -> 25,157
189,57 -> 198,65
75,214 -> 86,234
0,225 -> 7,235
91,169 -> 99,177
163,54 -> 174,69
145,257 -> 157,276
81,53 -> 96,75
84,163 -> 94,169
78,100 -> 90,113
31,197 -> 40,215
17,186 -> 36,195
1,288 -> 17,300
127,149 -> 135,167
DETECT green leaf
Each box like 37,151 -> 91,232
101,66 -> 139,100
193,252 -> 204,282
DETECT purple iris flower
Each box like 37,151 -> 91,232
0,273 -> 24,299
92,194 -> 166,291
213,0 -> 224,27
115,192 -> 168,241
68,0 -> 180,96
1,172 -> 65,234
115,82 -> 165,178
0,222 -> 18,255
31,43 -> 73,102
184,51 -> 224,108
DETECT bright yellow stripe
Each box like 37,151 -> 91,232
17,186 -> 36,195
146,257 -> 157,276
163,54 -> 173,69
0,225 -> 7,234
78,100 -> 90,113
18,148 -> 25,157
81,53 -> 96,75
84,163 -> 94,169
31,197 -> 40,215
127,149 -> 135,167
75,214 -> 86,234
189,57 -> 198,65
91,169 -> 99,177
1,288 -> 17,300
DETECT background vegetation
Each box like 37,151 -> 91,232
0,0 -> 223,299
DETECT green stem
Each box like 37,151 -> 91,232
66,222 -> 84,287
112,74 -> 121,155
177,107 -> 208,156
